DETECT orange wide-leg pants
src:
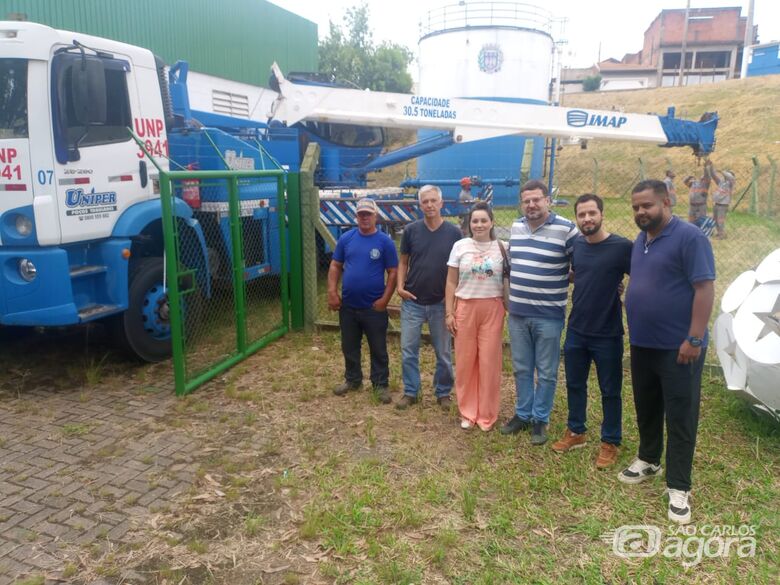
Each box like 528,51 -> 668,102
454,297 -> 505,430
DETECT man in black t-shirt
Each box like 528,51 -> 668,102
396,185 -> 462,411
551,194 -> 632,469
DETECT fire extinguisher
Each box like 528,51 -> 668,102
182,163 -> 201,209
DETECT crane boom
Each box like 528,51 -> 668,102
269,63 -> 717,155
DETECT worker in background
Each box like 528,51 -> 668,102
663,170 -> 678,209
458,177 -> 474,235
328,198 -> 398,405
684,168 -> 711,224
706,162 -> 735,240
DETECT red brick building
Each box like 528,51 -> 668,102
627,6 -> 755,86
562,6 -> 758,93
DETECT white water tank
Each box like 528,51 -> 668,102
416,2 -> 557,204
418,2 -> 554,101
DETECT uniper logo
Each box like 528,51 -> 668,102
567,109 -> 628,129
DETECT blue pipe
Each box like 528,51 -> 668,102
548,138 -> 557,195
360,132 -> 455,172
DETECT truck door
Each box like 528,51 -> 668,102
0,58 -> 35,246
50,50 -> 149,244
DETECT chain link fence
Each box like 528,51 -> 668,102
160,169 -> 291,395
300,142 -> 779,371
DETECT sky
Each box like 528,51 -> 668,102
271,0 -> 779,73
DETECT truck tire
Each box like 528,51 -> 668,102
110,257 -> 172,362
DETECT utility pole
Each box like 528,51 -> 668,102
678,0 -> 691,87
740,0 -> 755,78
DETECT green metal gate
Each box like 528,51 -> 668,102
158,168 -> 300,395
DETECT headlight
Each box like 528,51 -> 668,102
18,258 -> 37,282
15,215 -> 33,237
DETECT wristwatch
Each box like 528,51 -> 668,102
686,336 -> 703,347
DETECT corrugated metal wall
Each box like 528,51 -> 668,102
2,0 -> 318,87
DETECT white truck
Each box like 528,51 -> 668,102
0,21 -> 718,361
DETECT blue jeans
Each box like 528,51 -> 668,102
563,329 -> 624,445
508,314 -> 565,424
400,299 -> 453,398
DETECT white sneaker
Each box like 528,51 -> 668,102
617,458 -> 663,484
668,489 -> 692,524
460,419 -> 474,430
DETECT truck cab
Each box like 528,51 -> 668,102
0,22 -> 178,359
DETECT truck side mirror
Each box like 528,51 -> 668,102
70,56 -> 107,125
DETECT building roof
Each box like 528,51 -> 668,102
597,60 -> 656,72
560,66 -> 598,82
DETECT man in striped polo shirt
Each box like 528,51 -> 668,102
500,180 -> 579,445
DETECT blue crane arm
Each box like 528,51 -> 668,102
658,108 -> 718,155
360,132 -> 455,172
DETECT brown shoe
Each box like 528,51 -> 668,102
333,382 -> 361,396
436,395 -> 453,411
596,442 -> 619,469
373,386 -> 392,405
395,394 -> 418,410
551,429 -> 587,453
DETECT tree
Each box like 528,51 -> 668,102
582,74 -> 602,92
319,3 -> 413,93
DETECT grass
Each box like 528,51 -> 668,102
61,422 -> 91,437
1,326 -> 777,582
98,330 -> 779,583
13,576 -> 45,585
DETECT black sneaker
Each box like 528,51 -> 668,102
667,489 -> 692,525
395,395 -> 418,410
617,458 -> 663,484
531,422 -> 548,446
373,386 -> 392,404
333,382 -> 361,396
500,415 -> 531,435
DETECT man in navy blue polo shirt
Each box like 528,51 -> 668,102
551,194 -> 632,469
328,198 -> 399,404
621,179 -> 715,525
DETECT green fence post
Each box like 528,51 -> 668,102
300,143 -> 321,331
159,174 -> 187,395
767,156 -> 776,217
592,158 -> 599,194
287,173 -> 304,330
750,156 -> 760,215
227,176 -> 248,353
638,157 -> 646,181
278,175 -> 290,330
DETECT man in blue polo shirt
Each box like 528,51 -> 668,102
552,194 -> 632,469
328,198 -> 399,404
500,180 -> 578,445
621,179 -> 715,525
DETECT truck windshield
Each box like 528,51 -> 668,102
0,59 -> 27,138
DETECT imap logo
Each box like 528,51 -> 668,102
567,109 -> 628,129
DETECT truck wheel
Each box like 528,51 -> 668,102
110,257 -> 172,362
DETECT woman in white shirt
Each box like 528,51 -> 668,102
445,202 -> 507,431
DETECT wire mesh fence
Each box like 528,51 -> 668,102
300,144 -> 779,371
161,169 -> 290,395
